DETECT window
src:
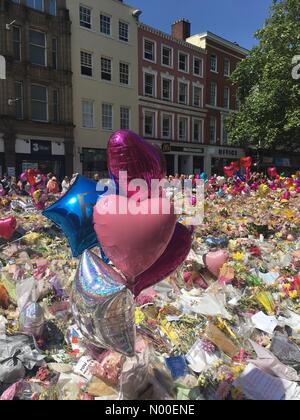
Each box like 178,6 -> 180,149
80,5 -> 91,29
179,117 -> 188,142
193,85 -> 203,108
224,87 -> 230,109
102,103 -> 113,130
15,81 -> 23,120
120,106 -> 130,130
81,51 -> 92,76
162,46 -> 172,67
179,52 -> 189,72
120,62 -> 130,85
13,27 -> 21,62
162,114 -> 172,139
224,58 -> 230,76
209,117 -> 217,144
119,21 -> 129,42
31,85 -> 48,122
194,57 -> 203,77
48,0 -> 56,15
210,54 -> 218,72
52,38 -> 57,69
29,30 -> 46,66
26,0 -> 44,12
162,78 -> 172,101
193,119 -> 203,143
100,14 -> 111,36
179,82 -> 188,105
101,57 -> 112,81
144,73 -> 155,97
210,82 -> 217,106
144,111 -> 155,137
144,39 -> 155,62
82,100 -> 94,128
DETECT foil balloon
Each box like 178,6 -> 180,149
231,161 -> 240,171
132,223 -> 192,296
224,166 -> 235,177
20,172 -> 27,182
93,195 -> 177,280
200,172 -> 208,181
107,130 -> 166,198
71,250 -> 135,357
203,250 -> 229,277
0,217 -> 17,240
19,302 -> 44,338
240,157 -> 252,169
43,176 -> 109,257
267,167 -> 278,178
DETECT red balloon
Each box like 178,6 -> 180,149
231,161 -> 240,171
132,223 -> 192,296
224,166 -> 235,177
26,169 -> 40,186
240,157 -> 252,169
0,217 -> 17,240
267,167 -> 278,178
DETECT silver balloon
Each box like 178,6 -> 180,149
11,200 -> 34,211
71,250 -> 136,357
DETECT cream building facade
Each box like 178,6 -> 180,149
66,0 -> 140,176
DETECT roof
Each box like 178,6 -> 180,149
190,31 -> 249,56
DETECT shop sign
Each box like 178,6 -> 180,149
183,148 -> 204,154
31,140 -> 52,155
274,158 -> 291,167
7,167 -> 16,177
162,143 -> 171,153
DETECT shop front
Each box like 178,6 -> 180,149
15,138 -> 66,180
161,143 -> 205,176
249,149 -> 300,175
81,148 -> 108,179
206,145 -> 245,176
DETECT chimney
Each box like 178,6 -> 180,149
172,19 -> 191,41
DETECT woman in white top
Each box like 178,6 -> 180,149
61,176 -> 70,195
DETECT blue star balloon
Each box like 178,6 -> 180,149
43,176 -> 109,257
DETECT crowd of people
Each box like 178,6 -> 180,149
0,173 -> 76,197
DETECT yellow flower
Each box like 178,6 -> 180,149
134,308 -> 145,326
289,290 -> 298,300
283,283 -> 291,290
232,252 -> 245,262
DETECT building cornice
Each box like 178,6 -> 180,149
191,31 -> 249,56
138,23 -> 207,55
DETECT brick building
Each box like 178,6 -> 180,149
187,31 -> 248,175
138,19 -> 248,176
138,20 -> 207,175
0,0 -> 74,178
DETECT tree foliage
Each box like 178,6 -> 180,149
228,0 -> 300,150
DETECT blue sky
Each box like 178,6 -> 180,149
131,0 -> 273,50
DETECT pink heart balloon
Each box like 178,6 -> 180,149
132,223 -> 192,296
0,217 -> 17,240
203,249 -> 229,277
108,130 -> 166,198
93,195 -> 177,280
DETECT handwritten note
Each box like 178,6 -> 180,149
234,363 -> 298,400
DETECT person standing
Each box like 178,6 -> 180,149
47,176 -> 59,194
61,176 -> 70,195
